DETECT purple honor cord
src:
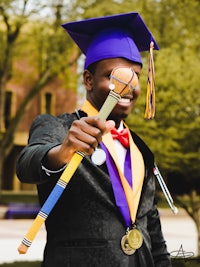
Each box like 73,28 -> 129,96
100,143 -> 132,227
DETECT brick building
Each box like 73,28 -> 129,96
2,77 -> 78,192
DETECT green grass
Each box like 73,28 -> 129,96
171,258 -> 200,267
0,191 -> 39,204
0,262 -> 41,267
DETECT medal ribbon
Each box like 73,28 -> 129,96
81,100 -> 145,225
101,143 -> 132,226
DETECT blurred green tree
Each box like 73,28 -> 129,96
0,0 -> 78,190
126,0 -> 200,254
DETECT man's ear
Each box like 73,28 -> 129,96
83,69 -> 93,91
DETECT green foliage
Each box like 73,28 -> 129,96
171,258 -> 200,267
125,0 -> 200,195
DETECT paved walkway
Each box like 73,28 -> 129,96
0,208 -> 198,264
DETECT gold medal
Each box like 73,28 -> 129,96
121,235 -> 136,255
127,228 -> 143,249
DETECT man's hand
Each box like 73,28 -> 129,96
44,117 -> 115,170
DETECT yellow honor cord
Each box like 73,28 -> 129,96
102,130 -> 144,223
144,41 -> 156,119
82,100 -> 145,224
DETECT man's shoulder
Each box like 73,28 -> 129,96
32,112 -> 77,125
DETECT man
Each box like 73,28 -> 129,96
17,12 -> 171,267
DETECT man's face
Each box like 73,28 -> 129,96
84,58 -> 142,126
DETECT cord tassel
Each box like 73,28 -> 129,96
144,41 -> 155,119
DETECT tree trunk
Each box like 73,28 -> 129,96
192,199 -> 200,255
0,133 -> 14,191
0,82 -> 6,132
0,155 -> 3,195
197,213 -> 200,255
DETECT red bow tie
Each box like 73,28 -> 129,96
110,128 -> 129,148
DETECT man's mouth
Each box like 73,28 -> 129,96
118,97 -> 132,104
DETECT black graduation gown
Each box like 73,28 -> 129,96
16,112 -> 172,267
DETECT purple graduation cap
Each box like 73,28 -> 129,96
62,12 -> 159,69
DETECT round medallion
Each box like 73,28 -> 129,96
121,235 -> 136,255
127,228 -> 143,250
91,148 -> 106,166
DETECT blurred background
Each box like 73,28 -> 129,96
0,0 -> 199,266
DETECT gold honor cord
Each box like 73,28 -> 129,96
102,130 -> 144,225
82,102 -> 144,224
82,102 -> 145,255
144,41 -> 155,119
102,127 -> 145,255
17,67 -> 139,254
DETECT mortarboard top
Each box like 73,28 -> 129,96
62,12 -> 159,69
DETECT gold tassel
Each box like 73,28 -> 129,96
144,41 -> 155,119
